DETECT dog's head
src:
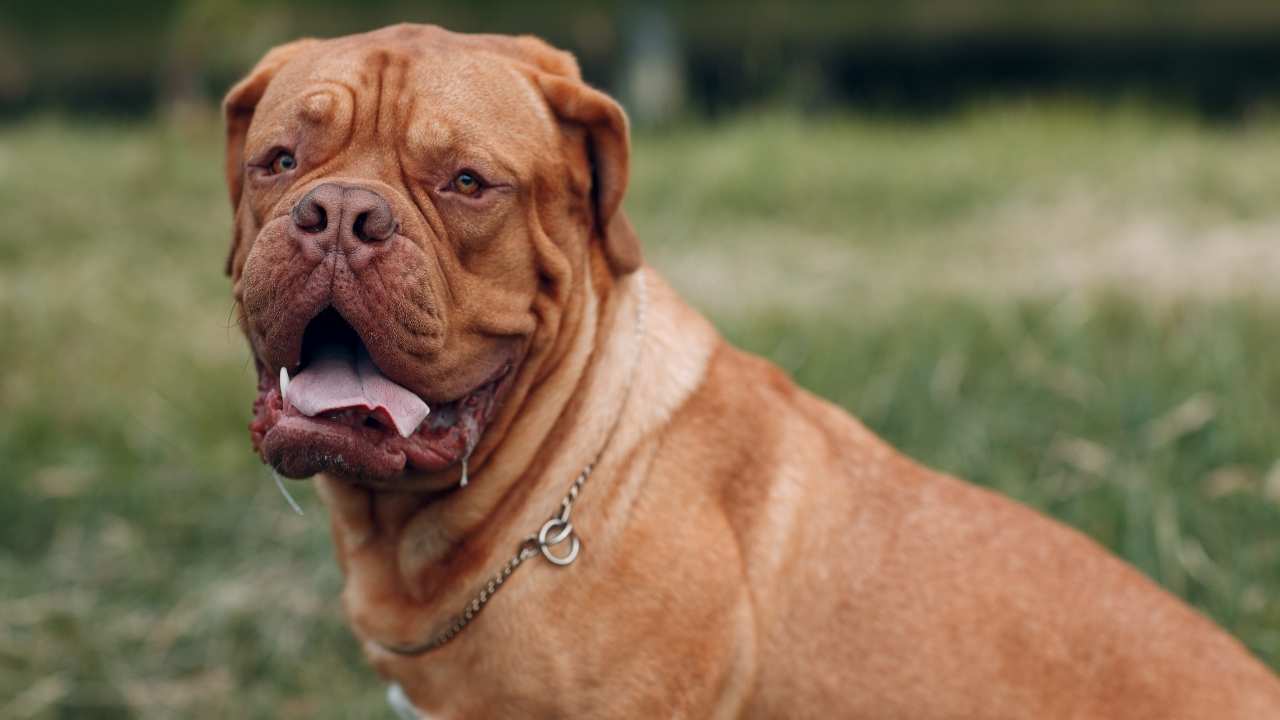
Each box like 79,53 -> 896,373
224,25 -> 640,488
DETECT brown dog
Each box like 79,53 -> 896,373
224,24 -> 1280,718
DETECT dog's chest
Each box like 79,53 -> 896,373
388,682 -> 431,719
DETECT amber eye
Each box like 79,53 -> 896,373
451,171 -> 483,196
269,151 -> 297,175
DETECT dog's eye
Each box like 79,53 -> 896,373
268,151 -> 298,175
450,171 -> 484,197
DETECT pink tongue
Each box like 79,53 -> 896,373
286,343 -> 430,438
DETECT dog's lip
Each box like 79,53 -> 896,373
252,360 -> 513,481
264,415 -> 410,479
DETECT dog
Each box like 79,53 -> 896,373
223,24 -> 1280,718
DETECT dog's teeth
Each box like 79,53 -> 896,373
279,367 -> 290,400
400,406 -> 429,439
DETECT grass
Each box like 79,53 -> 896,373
2,102 -> 1279,717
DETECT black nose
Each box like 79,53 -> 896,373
292,182 -> 397,245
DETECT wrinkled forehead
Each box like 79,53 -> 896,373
250,32 -> 559,163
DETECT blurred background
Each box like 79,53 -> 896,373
3,2 -> 1280,717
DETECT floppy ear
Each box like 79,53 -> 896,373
222,39 -> 316,275
536,72 -> 643,276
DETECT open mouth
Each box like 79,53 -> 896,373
249,307 -> 510,482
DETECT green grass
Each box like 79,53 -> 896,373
2,103 -> 1279,717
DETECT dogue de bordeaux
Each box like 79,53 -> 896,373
223,23 -> 1280,719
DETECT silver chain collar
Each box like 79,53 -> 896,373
376,271 -> 648,657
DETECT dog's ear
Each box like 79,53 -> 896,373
533,64 -> 642,277
222,39 -> 316,276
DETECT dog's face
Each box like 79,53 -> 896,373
224,25 -> 639,488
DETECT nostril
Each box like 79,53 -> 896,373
301,206 -> 327,233
292,196 -> 328,234
351,208 -> 396,243
352,212 -> 371,243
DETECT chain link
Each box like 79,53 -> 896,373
377,271 -> 647,657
